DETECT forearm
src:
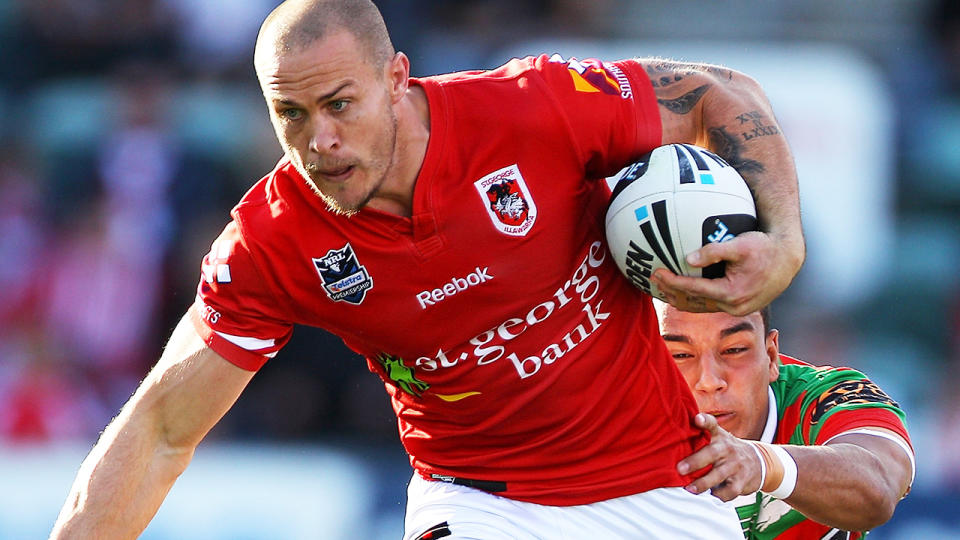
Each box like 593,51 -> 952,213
696,72 -> 804,262
678,415 -> 911,531
780,442 -> 906,531
51,396 -> 194,538
51,314 -> 254,539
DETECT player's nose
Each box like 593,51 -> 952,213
693,353 -> 727,393
309,116 -> 341,154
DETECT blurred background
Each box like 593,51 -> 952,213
0,0 -> 958,538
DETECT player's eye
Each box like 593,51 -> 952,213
279,108 -> 304,121
723,346 -> 749,355
330,99 -> 349,112
671,352 -> 693,361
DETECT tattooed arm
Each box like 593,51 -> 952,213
639,59 -> 804,315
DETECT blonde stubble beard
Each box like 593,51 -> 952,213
290,109 -> 398,217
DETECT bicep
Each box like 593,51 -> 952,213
132,312 -> 256,450
635,58 -> 766,150
826,430 -> 914,498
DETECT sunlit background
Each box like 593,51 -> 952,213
1,0 -> 958,538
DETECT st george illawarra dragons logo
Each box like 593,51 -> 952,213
312,242 -> 373,305
474,164 -> 538,237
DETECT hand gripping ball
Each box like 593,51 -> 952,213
605,143 -> 758,301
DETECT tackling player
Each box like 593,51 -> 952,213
658,302 -> 914,539
51,0 -> 806,538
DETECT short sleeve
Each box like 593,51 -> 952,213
786,365 -> 911,448
814,393 -> 912,449
190,220 -> 293,371
533,55 -> 661,177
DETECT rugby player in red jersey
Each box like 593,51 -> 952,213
660,302 -> 914,539
51,0 -> 805,537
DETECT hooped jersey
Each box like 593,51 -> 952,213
191,54 -> 710,506
735,355 -> 913,539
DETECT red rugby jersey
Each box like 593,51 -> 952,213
190,54 -> 709,505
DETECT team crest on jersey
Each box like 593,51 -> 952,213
474,164 -> 538,237
312,242 -> 373,305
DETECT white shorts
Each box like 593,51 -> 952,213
403,474 -> 742,539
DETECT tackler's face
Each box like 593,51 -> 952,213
258,29 -> 401,216
658,307 -> 779,441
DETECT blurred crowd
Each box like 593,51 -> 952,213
1,0 -> 959,501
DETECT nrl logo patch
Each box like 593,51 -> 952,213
474,164 -> 538,237
312,242 -> 373,305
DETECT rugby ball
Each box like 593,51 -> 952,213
605,143 -> 757,301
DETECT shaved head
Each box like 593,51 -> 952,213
254,0 -> 394,75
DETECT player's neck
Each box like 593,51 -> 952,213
365,86 -> 430,217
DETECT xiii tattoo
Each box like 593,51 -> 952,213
736,110 -> 780,141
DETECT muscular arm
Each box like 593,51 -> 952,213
50,313 -> 256,539
637,59 -> 805,315
784,431 -> 913,531
678,414 -> 913,531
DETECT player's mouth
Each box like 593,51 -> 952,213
708,411 -> 734,426
318,165 -> 355,183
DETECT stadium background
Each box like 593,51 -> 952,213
0,0 -> 958,537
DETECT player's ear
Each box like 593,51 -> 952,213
386,52 -> 410,103
766,328 -> 779,382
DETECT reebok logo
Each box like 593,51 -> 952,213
417,267 -> 493,309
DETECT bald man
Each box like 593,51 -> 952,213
51,1 -> 805,537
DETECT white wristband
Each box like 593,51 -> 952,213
765,444 -> 798,499
748,442 -> 767,494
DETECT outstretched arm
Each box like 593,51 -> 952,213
678,413 -> 913,532
50,312 -> 256,539
638,59 -> 805,315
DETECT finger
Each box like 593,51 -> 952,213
677,440 -> 725,475
653,270 -> 732,304
685,462 -> 735,495
690,460 -> 752,501
654,276 -> 754,315
684,238 -> 744,269
677,450 -> 710,476
709,478 -> 746,502
652,288 -> 722,315
676,439 -> 724,475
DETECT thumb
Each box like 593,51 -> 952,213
687,235 -> 748,268
695,412 -> 720,434
686,243 -> 724,268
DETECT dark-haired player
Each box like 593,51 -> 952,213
659,302 -> 914,539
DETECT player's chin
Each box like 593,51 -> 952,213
319,192 -> 365,216
315,184 -> 373,215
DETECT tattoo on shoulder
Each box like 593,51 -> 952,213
650,73 -> 685,88
736,110 -> 781,141
657,84 -> 711,115
707,127 -> 764,174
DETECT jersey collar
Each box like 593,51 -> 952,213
759,386 -> 778,444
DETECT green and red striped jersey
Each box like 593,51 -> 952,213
734,355 -> 912,539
